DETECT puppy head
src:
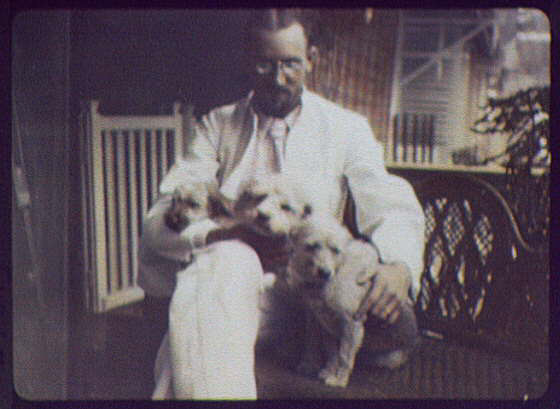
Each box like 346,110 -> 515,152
165,180 -> 231,232
288,217 -> 353,290
234,174 -> 312,238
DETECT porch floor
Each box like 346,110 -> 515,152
85,308 -> 548,401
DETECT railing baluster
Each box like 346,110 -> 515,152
412,114 -> 419,163
104,130 -> 118,294
145,129 -> 153,209
96,129 -> 109,301
157,129 -> 165,188
166,129 -> 175,171
150,130 -> 159,205
115,129 -> 128,291
421,114 -> 428,163
127,131 -> 138,288
429,114 -> 435,163
393,114 -> 399,163
402,112 -> 409,163
139,130 -> 149,234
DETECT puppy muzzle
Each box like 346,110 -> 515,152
165,212 -> 190,233
301,266 -> 332,290
317,267 -> 332,280
255,211 -> 271,226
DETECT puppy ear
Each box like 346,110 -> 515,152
208,191 -> 234,219
234,190 -> 253,213
302,204 -> 313,218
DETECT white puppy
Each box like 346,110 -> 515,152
158,158 -> 233,233
164,181 -> 232,233
287,216 -> 380,388
233,174 -> 313,238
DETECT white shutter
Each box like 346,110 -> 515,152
81,101 -> 187,313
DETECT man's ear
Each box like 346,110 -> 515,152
306,45 -> 318,73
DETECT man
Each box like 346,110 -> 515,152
139,9 -> 425,399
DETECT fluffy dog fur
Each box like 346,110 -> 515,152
164,181 -> 232,233
234,174 -> 313,238
225,174 -> 316,287
287,216 -> 380,387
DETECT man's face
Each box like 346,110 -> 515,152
248,23 -> 312,118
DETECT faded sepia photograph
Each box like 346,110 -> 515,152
11,8 -> 550,401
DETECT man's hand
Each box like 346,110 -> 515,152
354,262 -> 412,325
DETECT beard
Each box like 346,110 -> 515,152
252,85 -> 302,118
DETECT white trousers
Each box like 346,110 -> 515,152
152,240 -> 265,400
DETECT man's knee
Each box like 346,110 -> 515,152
210,239 -> 261,263
207,240 -> 263,282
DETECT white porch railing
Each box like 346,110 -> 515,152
80,101 -> 190,313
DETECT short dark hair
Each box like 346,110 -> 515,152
245,9 -> 314,46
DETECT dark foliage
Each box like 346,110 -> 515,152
471,86 -> 550,250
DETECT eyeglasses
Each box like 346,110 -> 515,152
255,59 -> 305,75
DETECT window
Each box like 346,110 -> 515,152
388,10 -> 496,168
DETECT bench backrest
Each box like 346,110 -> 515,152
414,174 -> 548,362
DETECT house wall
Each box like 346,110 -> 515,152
308,9 -> 398,143
70,10 -> 252,117
12,10 -> 72,400
70,9 -> 399,140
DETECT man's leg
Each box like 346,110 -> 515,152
152,331 -> 173,399
168,240 -> 264,399
361,299 -> 421,369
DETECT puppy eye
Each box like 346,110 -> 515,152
330,246 -> 340,255
247,193 -> 267,204
280,203 -> 293,212
255,194 -> 268,203
186,199 -> 200,209
305,243 -> 319,252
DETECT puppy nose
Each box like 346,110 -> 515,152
256,211 -> 270,224
317,268 -> 332,280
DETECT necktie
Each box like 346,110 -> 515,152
268,119 -> 288,172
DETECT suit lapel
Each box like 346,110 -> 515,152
284,92 -> 326,180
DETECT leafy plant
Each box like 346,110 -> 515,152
471,86 -> 550,169
471,86 -> 550,250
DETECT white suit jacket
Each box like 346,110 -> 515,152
138,89 -> 425,299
